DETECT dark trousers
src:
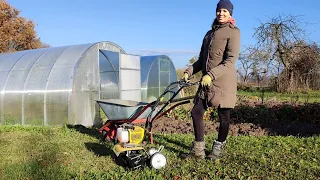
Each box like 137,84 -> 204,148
191,98 -> 231,142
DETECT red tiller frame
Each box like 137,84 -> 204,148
98,99 -> 191,143
98,80 -> 199,144
146,100 -> 191,144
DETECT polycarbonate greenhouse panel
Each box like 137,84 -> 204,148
140,55 -> 179,102
24,92 -> 44,125
4,49 -> 48,91
99,51 -> 116,72
99,50 -> 120,100
2,49 -> 48,124
0,50 -> 29,72
169,59 -> 179,99
100,50 -> 120,72
159,58 -> 170,72
23,47 -> 67,125
170,60 -> 178,83
160,72 -> 170,86
148,60 -> 160,88
71,44 -> 101,126
2,92 -> 22,124
159,59 -> 171,99
146,87 -> 160,102
45,91 -> 69,126
0,51 -> 35,124
24,47 -> 66,90
140,56 -> 154,88
100,72 -> 119,99
119,90 -> 142,103
160,72 -> 170,99
119,54 -> 141,102
120,53 -> 140,70
119,66 -> 140,90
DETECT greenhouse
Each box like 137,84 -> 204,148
0,42 -> 178,127
0,41 -> 135,126
140,55 -> 179,102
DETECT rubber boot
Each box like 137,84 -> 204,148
206,140 -> 226,160
180,141 -> 206,159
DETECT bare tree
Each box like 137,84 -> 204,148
290,41 -> 320,90
253,14 -> 309,92
237,52 -> 254,84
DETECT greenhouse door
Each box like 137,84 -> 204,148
159,59 -> 170,100
119,54 -> 141,102
99,50 -> 120,100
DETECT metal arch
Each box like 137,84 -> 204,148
21,48 -> 51,125
43,46 -> 72,126
96,41 -> 126,54
146,57 -> 157,87
71,41 -> 125,91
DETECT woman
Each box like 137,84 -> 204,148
181,0 -> 240,160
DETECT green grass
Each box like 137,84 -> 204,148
237,90 -> 320,103
0,125 -> 319,179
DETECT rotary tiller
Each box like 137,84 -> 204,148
96,80 -> 198,170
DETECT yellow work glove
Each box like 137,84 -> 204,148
182,73 -> 189,82
201,75 -> 212,87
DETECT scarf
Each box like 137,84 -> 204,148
211,17 -> 236,30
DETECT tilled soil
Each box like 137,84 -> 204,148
149,99 -> 320,137
152,117 -> 320,137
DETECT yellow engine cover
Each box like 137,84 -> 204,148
129,126 -> 145,144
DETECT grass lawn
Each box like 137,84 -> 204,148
0,125 -> 319,179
